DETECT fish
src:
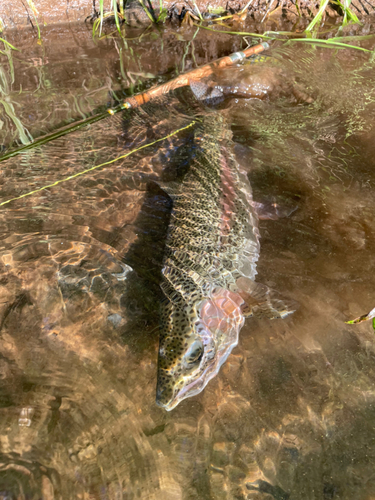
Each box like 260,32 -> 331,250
156,112 -> 294,411
189,57 -> 314,105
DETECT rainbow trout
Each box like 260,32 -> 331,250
156,113 -> 293,410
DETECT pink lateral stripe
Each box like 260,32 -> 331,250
219,148 -> 236,238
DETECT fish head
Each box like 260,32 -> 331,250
156,288 -> 244,411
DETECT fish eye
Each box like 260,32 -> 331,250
184,340 -> 203,365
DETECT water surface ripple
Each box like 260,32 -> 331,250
0,23 -> 375,500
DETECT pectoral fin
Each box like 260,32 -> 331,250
236,277 -> 297,320
253,201 -> 297,220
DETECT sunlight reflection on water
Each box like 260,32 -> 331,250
0,21 -> 375,500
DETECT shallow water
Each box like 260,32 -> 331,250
1,21 -> 375,500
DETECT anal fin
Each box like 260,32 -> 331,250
236,277 -> 297,320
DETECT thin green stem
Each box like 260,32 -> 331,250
138,0 -> 157,23
112,0 -> 122,34
193,23 -> 273,39
0,38 -> 18,51
26,0 -> 42,41
287,37 -> 371,51
99,0 -> 104,36
191,0 -> 204,21
0,110 -> 114,163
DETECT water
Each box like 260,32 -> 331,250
1,21 -> 375,499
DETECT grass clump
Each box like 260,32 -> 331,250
92,0 -> 164,37
305,0 -> 360,32
90,0 -> 366,54
92,0 -> 363,37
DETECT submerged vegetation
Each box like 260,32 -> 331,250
0,31 -> 34,145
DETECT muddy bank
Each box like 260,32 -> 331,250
1,0 -> 375,30
0,0 -> 112,30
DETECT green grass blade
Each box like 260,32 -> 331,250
138,0 -> 156,23
0,38 -> 19,51
112,0 -> 122,34
0,110 -> 114,163
157,6 -> 168,22
93,17 -> 100,37
305,0 -> 329,32
191,0 -> 204,21
239,0 -> 256,14
336,0 -> 360,25
99,0 -> 104,36
0,99 -> 33,145
0,121 -> 197,207
288,37 -> 371,52
330,34 -> 375,42
346,307 -> 375,325
26,0 -> 42,41
193,24 -> 273,39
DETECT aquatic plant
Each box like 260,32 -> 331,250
0,19 -> 18,55
92,0 -> 160,37
192,23 -> 372,53
0,35 -> 34,146
346,307 -> 375,330
0,37 -> 18,54
305,0 -> 360,31
25,0 -> 43,43
286,36 -> 372,51
93,0 -> 126,36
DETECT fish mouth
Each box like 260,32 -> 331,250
156,337 -> 240,411
155,394 -> 181,411
156,290 -> 246,411
156,375 -> 207,411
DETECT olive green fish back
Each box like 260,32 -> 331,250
161,113 -> 260,304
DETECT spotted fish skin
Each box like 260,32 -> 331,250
156,113 -> 260,410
